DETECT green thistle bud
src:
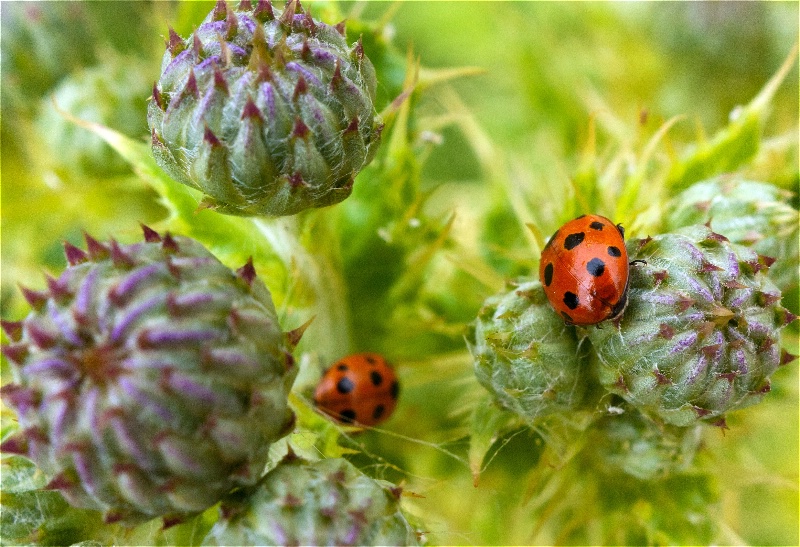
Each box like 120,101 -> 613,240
1,2 -> 156,107
0,227 -> 301,524
148,0 -> 382,217
467,278 -> 588,423
587,403 -> 702,481
664,176 -> 799,296
203,456 -> 419,546
589,225 -> 796,426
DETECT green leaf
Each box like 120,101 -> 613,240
614,114 -> 684,221
288,392 -> 361,460
468,395 -> 515,486
0,455 -> 105,546
666,45 -> 798,192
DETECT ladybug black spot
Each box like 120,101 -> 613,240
543,263 -> 554,286
370,370 -> 383,386
337,363 -> 348,371
564,232 -> 585,250
390,380 -> 400,400
337,377 -> 355,394
608,246 -> 622,257
339,409 -> 356,423
365,355 -> 376,365
563,292 -> 579,310
373,404 -> 385,420
590,221 -> 604,230
587,258 -> 605,277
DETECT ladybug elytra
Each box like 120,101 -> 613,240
314,352 -> 399,427
539,214 -> 631,326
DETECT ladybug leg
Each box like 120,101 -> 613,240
629,259 -> 647,266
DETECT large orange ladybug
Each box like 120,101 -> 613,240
314,353 -> 399,427
539,214 -> 630,326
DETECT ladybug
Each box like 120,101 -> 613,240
314,352 -> 399,427
539,214 -> 631,326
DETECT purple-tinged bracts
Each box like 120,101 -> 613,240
665,176 -> 799,299
148,0 -> 381,217
0,226 -> 302,524
202,457 -> 419,546
589,225 -> 795,426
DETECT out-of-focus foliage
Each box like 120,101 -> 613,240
0,1 -> 168,320
37,52 -> 153,178
2,2 -> 797,546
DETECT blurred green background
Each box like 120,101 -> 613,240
1,1 -> 798,545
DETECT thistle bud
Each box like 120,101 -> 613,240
148,0 -> 381,216
589,225 -> 795,426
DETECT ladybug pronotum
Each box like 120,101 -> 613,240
539,214 -> 631,326
314,352 -> 400,427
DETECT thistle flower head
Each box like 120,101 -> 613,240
148,0 -> 382,216
203,456 -> 419,546
467,278 -> 589,423
589,225 -> 795,426
1,227 -> 300,523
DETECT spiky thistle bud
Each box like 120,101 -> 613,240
467,278 -> 589,423
589,225 -> 796,426
1,227 -> 303,524
148,0 -> 382,216
664,175 -> 799,297
203,456 -> 419,546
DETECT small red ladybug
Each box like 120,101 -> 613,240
314,352 -> 399,427
539,214 -> 631,326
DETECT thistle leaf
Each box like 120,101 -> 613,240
468,395 -> 515,486
665,45 -> 798,192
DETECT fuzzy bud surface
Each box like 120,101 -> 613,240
1,228 -> 298,523
467,278 -> 588,423
147,0 -> 382,216
203,456 -> 419,546
589,225 -> 795,426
